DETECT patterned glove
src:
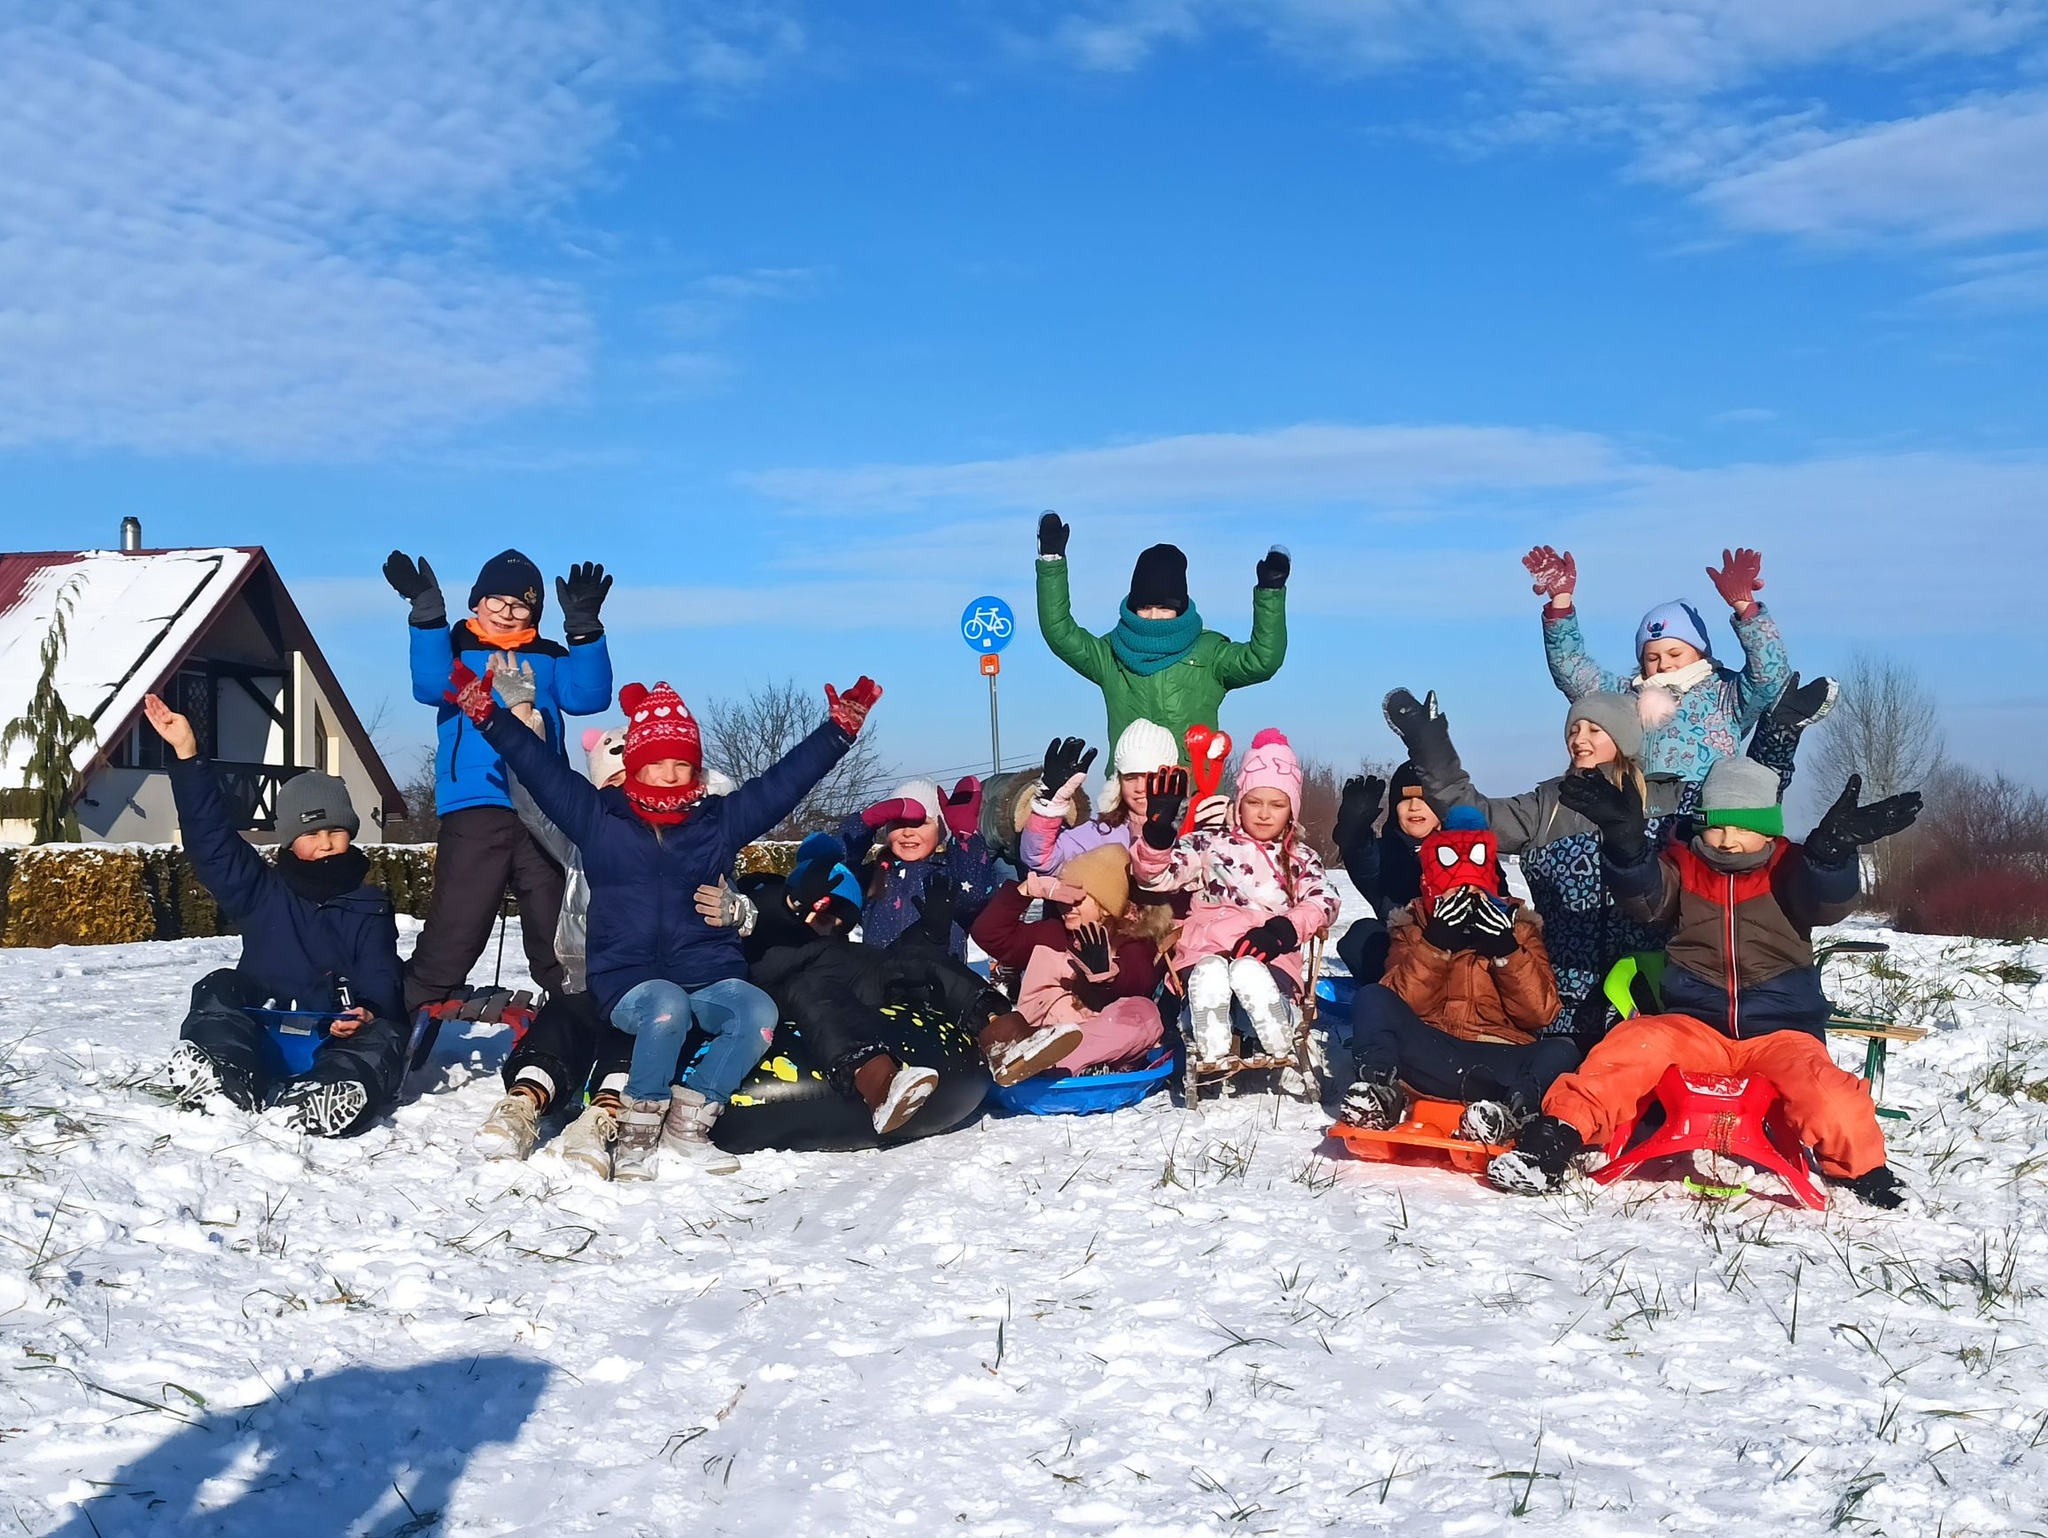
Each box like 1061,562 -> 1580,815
1521,545 -> 1576,603
555,561 -> 613,641
826,676 -> 882,736
1706,547 -> 1765,612
444,659 -> 496,726
1141,768 -> 1189,850
1233,915 -> 1299,963
383,551 -> 446,627
1463,898 -> 1520,960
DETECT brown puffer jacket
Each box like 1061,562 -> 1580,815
1379,899 -> 1562,1045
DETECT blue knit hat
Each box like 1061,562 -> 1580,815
1635,600 -> 1713,662
469,549 -> 545,621
790,834 -> 863,928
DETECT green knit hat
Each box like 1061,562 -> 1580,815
1700,757 -> 1785,838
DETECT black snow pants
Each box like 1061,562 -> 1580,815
1350,984 -> 1580,1113
179,969 -> 408,1134
404,806 -> 566,1012
501,990 -> 632,1110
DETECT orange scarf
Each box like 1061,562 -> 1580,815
469,614 -> 538,649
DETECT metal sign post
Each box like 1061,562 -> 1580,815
960,595 -> 1014,777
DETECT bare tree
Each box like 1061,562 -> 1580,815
701,678 -> 888,838
1806,652 -> 1944,889
386,746 -> 441,844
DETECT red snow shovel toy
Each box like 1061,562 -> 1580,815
1181,724 -> 1232,835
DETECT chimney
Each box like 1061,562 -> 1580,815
120,516 -> 141,552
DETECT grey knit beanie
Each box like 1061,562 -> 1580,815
1565,693 -> 1644,761
1700,756 -> 1784,834
275,772 -> 360,839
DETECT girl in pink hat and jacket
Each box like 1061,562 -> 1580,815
1131,729 -> 1340,1064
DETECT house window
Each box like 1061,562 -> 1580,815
314,707 -> 332,773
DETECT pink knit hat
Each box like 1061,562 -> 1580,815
1236,728 -> 1302,820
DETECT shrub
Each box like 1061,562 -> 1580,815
1885,765 -> 2048,942
1,847 -> 156,947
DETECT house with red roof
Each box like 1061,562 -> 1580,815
0,520 -> 403,845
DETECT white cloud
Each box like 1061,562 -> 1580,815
1049,0 -> 2041,92
742,422 -> 1636,509
0,1 -> 798,458
1919,247 -> 2048,309
1696,94 -> 2048,243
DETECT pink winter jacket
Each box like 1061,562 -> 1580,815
1131,827 -> 1339,992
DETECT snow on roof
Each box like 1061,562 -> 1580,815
0,547 -> 258,788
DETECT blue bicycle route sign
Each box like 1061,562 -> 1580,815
960,595 -> 1014,654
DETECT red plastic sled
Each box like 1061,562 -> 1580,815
1327,1096 -> 1509,1174
1593,1065 -> 1826,1210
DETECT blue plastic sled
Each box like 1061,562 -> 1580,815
1315,974 -> 1358,1025
244,1008 -> 338,1078
991,1046 -> 1176,1117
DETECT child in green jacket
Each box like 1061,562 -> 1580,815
1034,513 -> 1288,750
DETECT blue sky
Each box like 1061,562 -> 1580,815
2,1 -> 2044,800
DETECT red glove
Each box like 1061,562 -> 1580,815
942,776 -> 983,839
1522,545 -> 1577,602
1706,548 -> 1764,612
826,676 -> 883,736
444,659 -> 496,726
861,796 -> 924,829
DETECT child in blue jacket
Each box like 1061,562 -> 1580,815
456,664 -> 882,1179
147,695 -> 408,1137
384,549 -> 614,1012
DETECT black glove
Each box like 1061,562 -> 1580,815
555,561 -> 612,641
1140,768 -> 1189,850
1381,687 -> 1450,758
1768,671 -> 1838,733
382,551 -> 446,628
1233,915 -> 1299,962
1463,898 -> 1520,960
1072,922 -> 1113,976
1805,774 -> 1923,870
909,880 -> 957,945
1556,769 -> 1648,866
1039,736 -> 1097,794
1334,774 -> 1386,855
1255,546 -> 1290,590
1037,511 -> 1069,559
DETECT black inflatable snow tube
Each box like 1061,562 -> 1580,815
713,1004 -> 992,1154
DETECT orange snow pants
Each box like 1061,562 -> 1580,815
1542,1014 -> 1886,1179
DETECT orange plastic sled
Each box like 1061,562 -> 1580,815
1326,1096 -> 1509,1174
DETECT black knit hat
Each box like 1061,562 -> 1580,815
1127,543 -> 1190,615
1390,760 -> 1447,821
468,549 -> 545,621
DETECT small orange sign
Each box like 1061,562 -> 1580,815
980,653 -> 1001,677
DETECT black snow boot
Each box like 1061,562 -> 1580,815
1338,1072 -> 1409,1132
1487,1114 -> 1584,1196
1841,1165 -> 1906,1210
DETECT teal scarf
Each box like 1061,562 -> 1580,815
1111,602 -> 1203,676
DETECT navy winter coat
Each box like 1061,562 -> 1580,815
410,619 -> 613,816
481,709 -> 852,1016
168,758 -> 404,1020
835,816 -> 1005,957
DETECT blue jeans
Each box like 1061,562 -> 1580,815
611,978 -> 777,1103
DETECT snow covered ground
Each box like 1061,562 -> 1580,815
3,888 -> 2047,1536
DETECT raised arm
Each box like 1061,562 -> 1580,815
721,720 -> 854,851
475,688 -> 608,849
1383,689 -> 1550,856
144,695 -> 274,922
1210,548 -> 1289,689
1035,529 -> 1112,686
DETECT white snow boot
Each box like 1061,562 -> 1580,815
559,1100 -> 618,1179
985,1023 -> 1083,1086
476,1091 -> 543,1160
662,1086 -> 742,1175
872,1064 -> 939,1135
1228,956 -> 1297,1057
165,1041 -> 223,1108
1184,956 -> 1236,1064
274,1076 -> 371,1138
611,1096 -> 667,1182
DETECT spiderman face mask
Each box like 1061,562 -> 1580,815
1420,825 -> 1501,903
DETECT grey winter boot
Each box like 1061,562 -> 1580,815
662,1086 -> 742,1175
611,1096 -> 667,1182
558,1100 -> 618,1179
1338,1073 -> 1408,1131
1458,1100 -> 1523,1146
